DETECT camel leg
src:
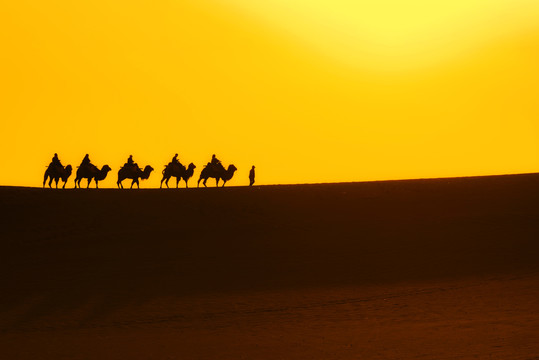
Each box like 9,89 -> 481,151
176,178 -> 180,188
48,177 -> 53,188
117,180 -> 123,189
87,178 -> 91,189
203,178 -> 208,187
160,175 -> 166,189
55,178 -> 59,189
62,180 -> 67,189
222,180 -> 227,187
95,179 -> 99,189
43,174 -> 47,188
185,179 -> 188,189
215,178 -> 219,187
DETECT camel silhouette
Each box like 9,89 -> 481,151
117,165 -> 154,189
160,162 -> 196,189
197,163 -> 237,187
74,164 -> 112,189
43,164 -> 72,189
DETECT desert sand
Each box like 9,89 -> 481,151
1,174 -> 539,359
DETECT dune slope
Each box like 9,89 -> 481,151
1,175 -> 538,359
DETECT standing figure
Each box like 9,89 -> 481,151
249,165 -> 255,186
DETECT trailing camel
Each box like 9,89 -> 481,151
160,162 -> 196,189
197,163 -> 237,187
117,165 -> 154,189
43,164 -> 73,189
74,164 -> 112,189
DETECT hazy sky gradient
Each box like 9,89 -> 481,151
1,0 -> 538,187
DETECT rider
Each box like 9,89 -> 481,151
210,154 -> 221,166
171,153 -> 179,165
127,155 -> 134,166
80,154 -> 91,167
51,153 -> 63,168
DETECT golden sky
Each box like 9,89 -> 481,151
1,0 -> 539,187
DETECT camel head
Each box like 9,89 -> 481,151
102,165 -> 112,174
188,163 -> 196,170
142,165 -> 154,179
227,164 -> 237,173
61,165 -> 73,182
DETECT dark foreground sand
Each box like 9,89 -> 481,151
1,175 -> 539,359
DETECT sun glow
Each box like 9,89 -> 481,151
218,0 -> 539,70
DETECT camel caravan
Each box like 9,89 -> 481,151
43,153 -> 248,189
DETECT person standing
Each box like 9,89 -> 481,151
249,165 -> 255,186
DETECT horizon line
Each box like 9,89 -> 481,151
3,172 -> 538,190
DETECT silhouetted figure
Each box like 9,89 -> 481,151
171,153 -> 179,165
249,166 -> 255,186
117,165 -> 154,189
198,163 -> 237,188
161,162 -> 196,189
211,154 -> 221,166
74,164 -> 112,189
80,154 -> 91,167
127,155 -> 134,166
51,153 -> 63,168
44,159 -> 72,189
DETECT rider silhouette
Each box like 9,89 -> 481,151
81,154 -> 91,167
127,155 -> 134,166
51,153 -> 63,168
249,165 -> 255,186
211,154 -> 221,166
172,153 -> 179,165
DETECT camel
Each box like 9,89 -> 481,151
197,163 -> 237,187
74,164 -> 112,189
160,162 -> 197,189
43,164 -> 73,189
117,165 -> 154,189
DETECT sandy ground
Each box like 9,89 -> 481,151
1,174 -> 539,359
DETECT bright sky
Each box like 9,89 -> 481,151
1,0 -> 538,187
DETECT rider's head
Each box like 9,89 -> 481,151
54,153 -> 57,157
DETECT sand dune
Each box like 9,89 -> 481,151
1,174 -> 539,359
